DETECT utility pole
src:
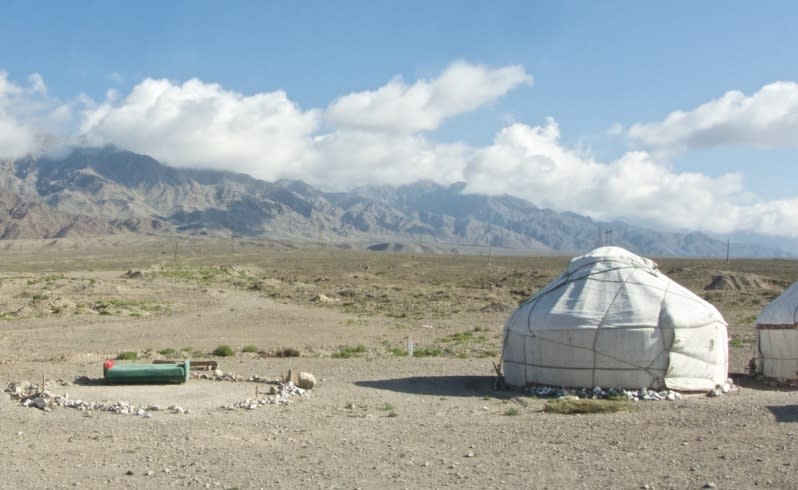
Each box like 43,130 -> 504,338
725,239 -> 730,263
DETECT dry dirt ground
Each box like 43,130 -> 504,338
1,236 -> 798,489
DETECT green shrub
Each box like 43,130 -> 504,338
389,347 -> 407,357
543,399 -> 632,415
212,344 -> 235,357
332,344 -> 368,358
116,351 -> 138,361
158,348 -> 176,356
413,346 -> 442,357
242,345 -> 259,353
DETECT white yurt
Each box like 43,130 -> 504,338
754,280 -> 798,380
502,247 -> 728,391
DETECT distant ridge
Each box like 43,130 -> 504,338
0,146 -> 791,257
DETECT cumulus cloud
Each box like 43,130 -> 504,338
2,66 -> 798,238
628,81 -> 798,150
80,78 -> 321,181
326,61 -> 531,133
463,118 -> 798,236
78,61 -> 526,186
308,130 -> 470,190
0,71 -> 70,159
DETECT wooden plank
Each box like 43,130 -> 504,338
153,359 -> 218,370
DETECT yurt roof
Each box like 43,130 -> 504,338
756,280 -> 798,327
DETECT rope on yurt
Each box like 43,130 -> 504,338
591,266 -> 637,387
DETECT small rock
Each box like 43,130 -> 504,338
125,470 -> 134,476
297,372 -> 317,390
703,483 -> 717,489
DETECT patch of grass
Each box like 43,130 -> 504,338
212,344 -> 235,357
381,402 -> 395,411
158,348 -> 177,357
389,347 -> 408,357
116,351 -> 138,361
445,331 -> 474,342
543,399 -> 632,415
332,344 -> 368,358
387,411 -> 399,418
412,346 -> 442,357
90,299 -> 167,316
242,345 -> 259,353
504,407 -> 521,416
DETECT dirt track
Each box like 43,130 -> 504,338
1,238 -> 798,489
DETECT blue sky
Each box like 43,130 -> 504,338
1,1 -> 797,236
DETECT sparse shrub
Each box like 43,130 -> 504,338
270,347 -> 301,357
242,345 -> 258,353
116,351 -> 138,361
381,402 -> 395,411
389,347 -> 407,357
387,411 -> 399,418
212,344 -> 235,357
413,346 -> 442,357
504,407 -> 521,416
332,344 -> 368,358
543,399 -> 631,415
158,348 -> 177,357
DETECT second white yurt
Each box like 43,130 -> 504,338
754,280 -> 798,380
502,247 -> 728,391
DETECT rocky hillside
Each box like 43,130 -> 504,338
0,146 -> 790,257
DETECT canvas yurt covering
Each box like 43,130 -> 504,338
502,247 -> 728,391
755,280 -> 798,380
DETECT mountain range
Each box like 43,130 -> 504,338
0,146 -> 791,257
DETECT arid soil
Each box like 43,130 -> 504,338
1,236 -> 798,489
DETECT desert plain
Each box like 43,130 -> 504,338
1,236 -> 798,489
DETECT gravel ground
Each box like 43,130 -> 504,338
1,241 -> 797,489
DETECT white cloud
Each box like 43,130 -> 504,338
326,61 -> 531,133
628,81 -> 798,150
308,130 -> 470,190
77,62 -> 527,187
79,78 -> 321,181
3,66 -> 798,238
607,122 -> 624,135
0,71 -> 70,159
463,118 -> 798,236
